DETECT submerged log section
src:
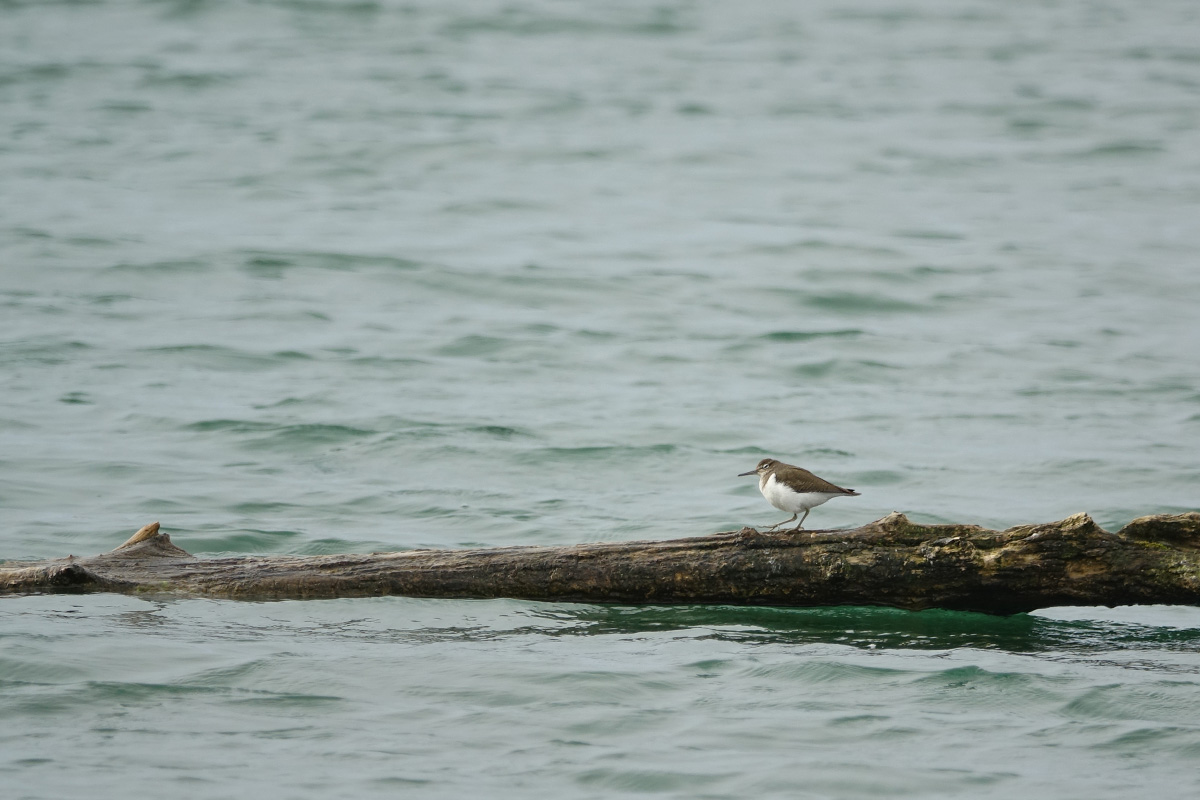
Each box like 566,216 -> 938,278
2,512 -> 1199,614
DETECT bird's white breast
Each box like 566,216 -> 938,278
760,473 -> 839,513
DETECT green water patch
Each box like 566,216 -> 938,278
760,329 -> 863,342
801,292 -> 928,313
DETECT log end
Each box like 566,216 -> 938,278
1,561 -> 100,593
1118,512 -> 1200,546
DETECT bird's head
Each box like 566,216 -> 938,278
738,458 -> 778,477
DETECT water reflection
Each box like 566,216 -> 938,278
527,604 -> 1200,655
99,595 -> 1200,659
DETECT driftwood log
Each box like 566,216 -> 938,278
2,512 -> 1199,614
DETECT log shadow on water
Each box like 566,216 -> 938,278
526,603 -> 1200,657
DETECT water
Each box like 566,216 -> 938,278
3,0 -> 1200,796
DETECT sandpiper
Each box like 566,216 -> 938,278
739,458 -> 860,531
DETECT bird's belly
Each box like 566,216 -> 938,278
762,481 -> 838,513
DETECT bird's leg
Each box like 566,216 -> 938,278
766,513 -> 797,531
790,509 -> 811,532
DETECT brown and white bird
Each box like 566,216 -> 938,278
739,458 -> 860,531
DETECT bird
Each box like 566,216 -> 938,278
739,458 -> 860,531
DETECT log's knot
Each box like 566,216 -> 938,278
1059,512 -> 1101,535
1013,513 -> 1101,544
877,511 -> 912,532
116,522 -> 161,550
47,562 -> 95,588
735,527 -> 773,548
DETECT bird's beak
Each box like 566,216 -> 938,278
737,470 -> 756,477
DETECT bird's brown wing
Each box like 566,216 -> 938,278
775,464 -> 859,495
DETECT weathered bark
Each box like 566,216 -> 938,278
2,512 -> 1199,614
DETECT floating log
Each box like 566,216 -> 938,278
2,512 -> 1199,614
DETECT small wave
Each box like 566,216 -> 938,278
1063,683 -> 1200,725
240,250 -> 422,277
1075,141 -> 1165,159
106,259 -> 210,273
57,391 -> 92,405
761,329 -> 864,342
442,9 -> 686,39
802,292 -> 928,313
435,335 -> 514,357
576,767 -> 733,793
271,0 -> 383,16
139,344 -> 283,371
187,419 -> 276,434
805,448 -> 856,458
140,70 -> 237,90
0,338 -> 92,366
892,229 -> 966,241
186,420 -> 377,450
191,529 -> 305,553
514,444 -> 677,464
467,425 -> 533,439
792,359 -> 900,379
745,659 -> 907,684
853,470 -> 905,485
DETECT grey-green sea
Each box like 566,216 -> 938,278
3,1 -> 1200,797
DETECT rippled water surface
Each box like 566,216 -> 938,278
3,1 -> 1200,797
